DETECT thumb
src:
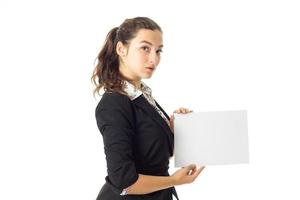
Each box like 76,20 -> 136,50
185,164 -> 197,171
193,166 -> 205,177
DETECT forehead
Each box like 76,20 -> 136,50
131,29 -> 163,46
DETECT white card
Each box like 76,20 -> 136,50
174,110 -> 249,166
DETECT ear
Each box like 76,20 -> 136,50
116,41 -> 128,57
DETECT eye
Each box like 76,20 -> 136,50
141,46 -> 150,52
156,49 -> 163,54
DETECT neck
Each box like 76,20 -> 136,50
119,63 -> 142,89
129,79 -> 142,90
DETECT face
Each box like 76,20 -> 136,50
117,29 -> 163,83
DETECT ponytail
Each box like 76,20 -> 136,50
91,27 -> 126,97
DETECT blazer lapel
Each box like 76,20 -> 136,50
132,95 -> 174,155
154,100 -> 170,121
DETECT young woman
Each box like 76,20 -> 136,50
91,17 -> 205,200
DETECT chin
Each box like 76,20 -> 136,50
142,74 -> 153,79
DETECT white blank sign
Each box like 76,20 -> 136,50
174,110 -> 249,166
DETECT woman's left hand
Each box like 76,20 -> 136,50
169,107 -> 193,133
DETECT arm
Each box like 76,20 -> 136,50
96,93 -> 139,195
124,174 -> 175,195
125,165 -> 205,195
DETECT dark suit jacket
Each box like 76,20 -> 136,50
95,91 -> 179,200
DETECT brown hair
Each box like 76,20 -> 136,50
91,17 -> 162,97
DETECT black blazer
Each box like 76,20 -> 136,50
95,91 -> 179,200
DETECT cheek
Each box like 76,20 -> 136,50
128,57 -> 144,71
126,51 -> 147,69
134,54 -> 147,66
157,56 -> 161,64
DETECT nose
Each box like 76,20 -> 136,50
149,51 -> 160,66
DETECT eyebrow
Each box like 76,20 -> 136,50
139,40 -> 163,48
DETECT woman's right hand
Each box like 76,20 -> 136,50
170,164 -> 205,185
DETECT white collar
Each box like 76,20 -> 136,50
123,80 -> 152,101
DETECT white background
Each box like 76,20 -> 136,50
0,0 -> 299,199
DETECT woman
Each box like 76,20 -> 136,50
91,17 -> 205,200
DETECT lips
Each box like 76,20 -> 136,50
145,65 -> 155,70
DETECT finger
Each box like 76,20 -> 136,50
193,167 -> 205,178
184,109 -> 191,114
180,108 -> 192,113
174,108 -> 193,114
185,164 -> 197,171
192,169 -> 201,178
174,109 -> 186,114
189,166 -> 204,176
176,108 -> 186,112
173,110 -> 180,114
189,167 -> 198,175
179,108 -> 187,113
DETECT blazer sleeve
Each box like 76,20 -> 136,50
95,93 -> 139,195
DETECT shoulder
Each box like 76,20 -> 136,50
95,91 -> 135,128
95,91 -> 131,112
